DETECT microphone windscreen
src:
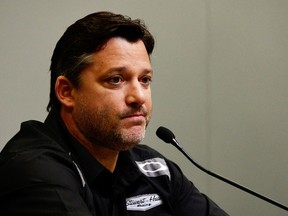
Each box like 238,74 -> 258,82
156,126 -> 175,144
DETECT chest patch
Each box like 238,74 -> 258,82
126,193 -> 163,211
135,157 -> 170,180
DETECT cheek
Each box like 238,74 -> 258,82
146,93 -> 152,107
106,91 -> 126,105
99,94 -> 124,112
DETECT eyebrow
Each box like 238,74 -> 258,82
105,66 -> 153,75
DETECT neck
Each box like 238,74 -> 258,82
86,144 -> 119,173
60,109 -> 119,173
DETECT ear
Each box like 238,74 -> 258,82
55,76 -> 75,109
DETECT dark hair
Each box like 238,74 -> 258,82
47,11 -> 155,111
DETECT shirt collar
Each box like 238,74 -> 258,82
44,109 -> 142,187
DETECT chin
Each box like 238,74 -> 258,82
119,132 -> 145,150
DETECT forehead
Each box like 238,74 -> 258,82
92,37 -> 152,71
79,38 -> 152,79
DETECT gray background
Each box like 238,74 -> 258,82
1,1 -> 287,215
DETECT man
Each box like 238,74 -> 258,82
0,11 -> 229,215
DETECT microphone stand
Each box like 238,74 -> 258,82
170,137 -> 288,211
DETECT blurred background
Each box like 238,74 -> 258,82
1,1 -> 287,215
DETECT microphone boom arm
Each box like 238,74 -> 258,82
171,138 -> 288,211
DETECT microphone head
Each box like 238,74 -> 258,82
156,126 -> 175,144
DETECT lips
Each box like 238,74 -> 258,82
121,111 -> 147,126
122,114 -> 146,125
122,113 -> 145,119
121,108 -> 148,120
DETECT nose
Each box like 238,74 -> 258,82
125,80 -> 146,107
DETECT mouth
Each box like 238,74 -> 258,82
121,108 -> 148,119
122,114 -> 145,121
122,113 -> 145,118
121,112 -> 147,125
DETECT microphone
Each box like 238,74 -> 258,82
156,126 -> 288,211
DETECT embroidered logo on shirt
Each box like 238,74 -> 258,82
126,194 -> 163,211
136,157 -> 170,180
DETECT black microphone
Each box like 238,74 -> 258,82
156,126 -> 288,211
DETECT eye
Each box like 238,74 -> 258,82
108,76 -> 123,85
140,76 -> 152,85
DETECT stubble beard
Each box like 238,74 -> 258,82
73,102 -> 151,151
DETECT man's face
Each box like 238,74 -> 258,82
71,37 -> 153,151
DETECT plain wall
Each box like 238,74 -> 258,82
1,1 -> 287,215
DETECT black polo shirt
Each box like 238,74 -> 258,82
0,110 -> 229,216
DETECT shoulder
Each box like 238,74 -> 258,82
1,120 -> 68,161
0,120 -> 79,194
0,120 -> 91,214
